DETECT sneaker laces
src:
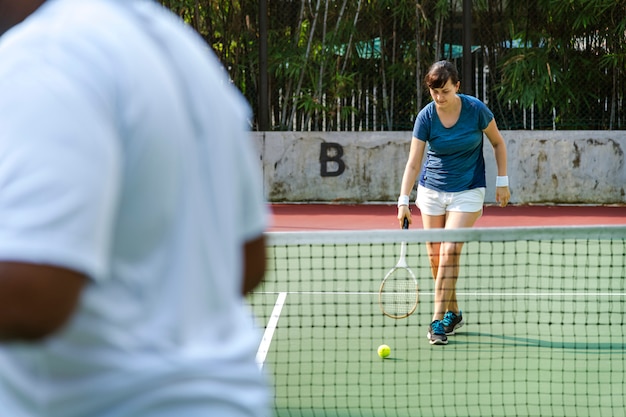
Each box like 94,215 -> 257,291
432,320 -> 445,335
442,311 -> 456,327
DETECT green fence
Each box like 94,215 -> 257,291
161,0 -> 626,131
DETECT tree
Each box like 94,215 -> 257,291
159,0 -> 625,131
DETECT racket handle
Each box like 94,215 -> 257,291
402,217 -> 409,230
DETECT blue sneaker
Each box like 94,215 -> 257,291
443,311 -> 464,335
427,320 -> 448,345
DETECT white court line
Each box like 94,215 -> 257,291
256,291 -> 287,370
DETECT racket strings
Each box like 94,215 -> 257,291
380,269 -> 418,318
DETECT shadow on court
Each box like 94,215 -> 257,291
452,331 -> 626,351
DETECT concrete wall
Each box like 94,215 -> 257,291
252,131 -> 626,204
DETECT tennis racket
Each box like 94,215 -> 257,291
378,217 -> 418,319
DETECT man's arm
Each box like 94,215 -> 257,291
241,235 -> 266,296
0,262 -> 86,341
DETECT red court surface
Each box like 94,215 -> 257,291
268,204 -> 626,231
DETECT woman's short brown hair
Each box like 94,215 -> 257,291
424,60 -> 459,89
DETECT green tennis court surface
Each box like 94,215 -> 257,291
249,226 -> 626,417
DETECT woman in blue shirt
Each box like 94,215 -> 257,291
397,60 -> 510,345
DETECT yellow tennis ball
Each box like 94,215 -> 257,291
377,344 -> 391,358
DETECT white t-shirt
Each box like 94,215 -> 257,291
0,0 -> 270,416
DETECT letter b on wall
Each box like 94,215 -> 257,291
320,143 -> 345,177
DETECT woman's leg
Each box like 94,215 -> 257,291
431,210 -> 482,321
421,214 -> 446,282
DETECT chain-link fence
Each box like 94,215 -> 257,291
161,0 -> 626,131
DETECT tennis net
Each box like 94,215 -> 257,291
249,225 -> 626,417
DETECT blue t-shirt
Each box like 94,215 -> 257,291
412,94 -> 494,192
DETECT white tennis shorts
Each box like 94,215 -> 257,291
416,185 -> 486,216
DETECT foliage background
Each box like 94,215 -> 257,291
159,0 -> 626,131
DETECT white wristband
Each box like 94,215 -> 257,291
496,176 -> 509,187
397,195 -> 410,207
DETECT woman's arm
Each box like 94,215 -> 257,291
484,119 -> 510,207
397,137 -> 426,225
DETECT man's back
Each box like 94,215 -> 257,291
0,1 -> 270,415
